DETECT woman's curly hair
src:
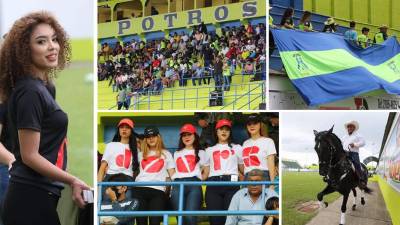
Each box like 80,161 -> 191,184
0,11 -> 71,102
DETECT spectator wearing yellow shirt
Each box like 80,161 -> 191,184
299,11 -> 313,32
358,27 -> 370,48
374,25 -> 388,44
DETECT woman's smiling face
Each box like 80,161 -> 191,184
30,23 -> 60,74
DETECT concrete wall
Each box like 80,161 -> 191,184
377,114 -> 400,225
378,176 -> 400,225
303,0 -> 400,31
98,0 -> 252,22
269,0 -> 303,10
98,0 -> 266,38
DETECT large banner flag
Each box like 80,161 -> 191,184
271,29 -> 400,106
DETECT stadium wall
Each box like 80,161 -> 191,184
98,0 -> 265,39
377,176 -> 400,225
303,0 -> 400,39
269,0 -> 303,11
377,113 -> 400,225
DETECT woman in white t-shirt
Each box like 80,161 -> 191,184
133,126 -> 175,225
203,119 -> 244,225
242,113 -> 276,181
98,118 -> 140,200
171,124 -> 206,225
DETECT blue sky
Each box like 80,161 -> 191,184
0,0 -> 93,38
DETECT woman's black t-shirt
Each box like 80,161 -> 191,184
7,77 -> 68,196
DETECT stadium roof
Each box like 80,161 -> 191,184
282,159 -> 302,169
378,112 -> 397,166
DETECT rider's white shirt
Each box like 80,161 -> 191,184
342,132 -> 365,153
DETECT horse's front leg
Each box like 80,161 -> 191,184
317,185 -> 335,208
340,191 -> 351,225
351,188 -> 357,211
361,189 -> 366,205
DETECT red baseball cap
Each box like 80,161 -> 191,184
180,124 -> 197,134
118,118 -> 134,129
215,119 -> 232,129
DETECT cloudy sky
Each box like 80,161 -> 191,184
0,0 -> 93,38
281,111 -> 389,167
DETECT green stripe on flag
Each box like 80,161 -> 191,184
280,49 -> 400,83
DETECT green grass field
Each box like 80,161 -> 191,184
283,171 -> 340,225
56,63 -> 93,186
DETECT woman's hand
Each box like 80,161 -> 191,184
105,187 -> 117,202
201,166 -> 210,181
265,216 -> 274,225
269,185 -> 275,191
8,156 -> 15,170
0,142 -> 15,168
70,177 -> 91,208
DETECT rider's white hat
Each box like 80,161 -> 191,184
344,120 -> 359,131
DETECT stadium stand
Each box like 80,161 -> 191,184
281,159 -> 302,170
98,0 -> 266,110
269,0 -> 400,110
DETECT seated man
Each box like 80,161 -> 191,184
225,169 -> 278,225
100,173 -> 139,225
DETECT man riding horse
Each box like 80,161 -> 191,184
342,120 -> 367,187
313,123 -> 372,225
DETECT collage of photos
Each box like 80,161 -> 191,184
0,0 -> 399,225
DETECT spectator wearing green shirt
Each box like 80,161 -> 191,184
269,10 -> 274,28
374,25 -> 388,44
223,59 -> 231,91
299,11 -> 313,32
358,27 -> 370,48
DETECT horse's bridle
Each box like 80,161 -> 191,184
316,134 -> 339,181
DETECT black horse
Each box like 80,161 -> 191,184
313,126 -> 372,225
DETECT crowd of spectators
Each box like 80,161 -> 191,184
270,7 -> 392,52
98,22 -> 266,109
98,113 -> 280,225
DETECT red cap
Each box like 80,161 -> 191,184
180,124 -> 197,134
118,118 -> 134,129
215,119 -> 232,129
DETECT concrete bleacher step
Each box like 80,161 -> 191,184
270,48 -> 283,71
134,80 -> 263,110
98,74 -> 263,110
270,4 -> 348,33
166,73 -> 253,89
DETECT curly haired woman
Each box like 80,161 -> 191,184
0,12 -> 90,225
